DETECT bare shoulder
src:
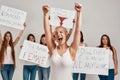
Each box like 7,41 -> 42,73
112,46 -> 117,52
112,46 -> 116,50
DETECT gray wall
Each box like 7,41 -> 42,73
0,0 -> 120,80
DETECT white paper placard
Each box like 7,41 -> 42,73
19,40 -> 49,66
73,47 -> 109,75
0,5 -> 27,30
50,7 -> 75,28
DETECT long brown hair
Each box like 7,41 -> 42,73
0,31 -> 16,68
98,34 -> 113,52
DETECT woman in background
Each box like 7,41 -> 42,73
98,34 -> 118,80
0,23 -> 26,80
22,34 -> 37,80
73,31 -> 87,80
37,33 -> 50,80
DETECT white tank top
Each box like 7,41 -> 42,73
49,48 -> 74,80
3,46 -> 14,64
107,49 -> 114,69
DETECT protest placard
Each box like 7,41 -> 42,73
0,5 -> 27,30
50,7 -> 75,28
73,47 -> 109,75
19,40 -> 49,66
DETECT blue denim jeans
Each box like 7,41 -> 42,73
0,64 -> 15,80
98,69 -> 114,80
38,66 -> 50,80
23,65 -> 37,80
73,73 -> 86,80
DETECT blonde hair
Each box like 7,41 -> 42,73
55,26 -> 68,35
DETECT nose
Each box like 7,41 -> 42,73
58,32 -> 61,35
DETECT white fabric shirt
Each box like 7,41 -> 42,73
49,48 -> 74,80
3,46 -> 14,64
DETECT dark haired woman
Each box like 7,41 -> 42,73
98,34 -> 118,80
37,34 -> 50,80
22,34 -> 37,80
0,23 -> 26,80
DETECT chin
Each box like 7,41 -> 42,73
7,40 -> 10,42
58,43 -> 65,46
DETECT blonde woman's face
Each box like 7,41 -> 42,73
54,27 -> 67,45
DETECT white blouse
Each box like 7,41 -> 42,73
4,46 -> 14,64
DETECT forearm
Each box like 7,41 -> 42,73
114,57 -> 118,69
44,14 -> 51,35
66,29 -> 72,41
69,29 -> 73,35
17,30 -> 24,39
14,29 -> 25,46
73,12 -> 81,44
113,48 -> 118,69
67,22 -> 74,41
75,12 -> 81,32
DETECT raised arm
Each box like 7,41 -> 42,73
13,23 -> 27,46
112,47 -> 118,75
0,30 -> 2,45
66,19 -> 75,41
70,3 -> 82,56
42,5 -> 56,55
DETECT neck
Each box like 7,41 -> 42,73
58,43 -> 68,49
103,45 -> 108,47
79,42 -> 83,45
7,41 -> 9,46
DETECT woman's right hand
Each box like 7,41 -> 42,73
42,5 -> 50,14
114,68 -> 118,75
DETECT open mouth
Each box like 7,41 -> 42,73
58,37 -> 63,42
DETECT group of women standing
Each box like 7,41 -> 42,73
0,24 -> 50,80
0,2 -> 118,80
